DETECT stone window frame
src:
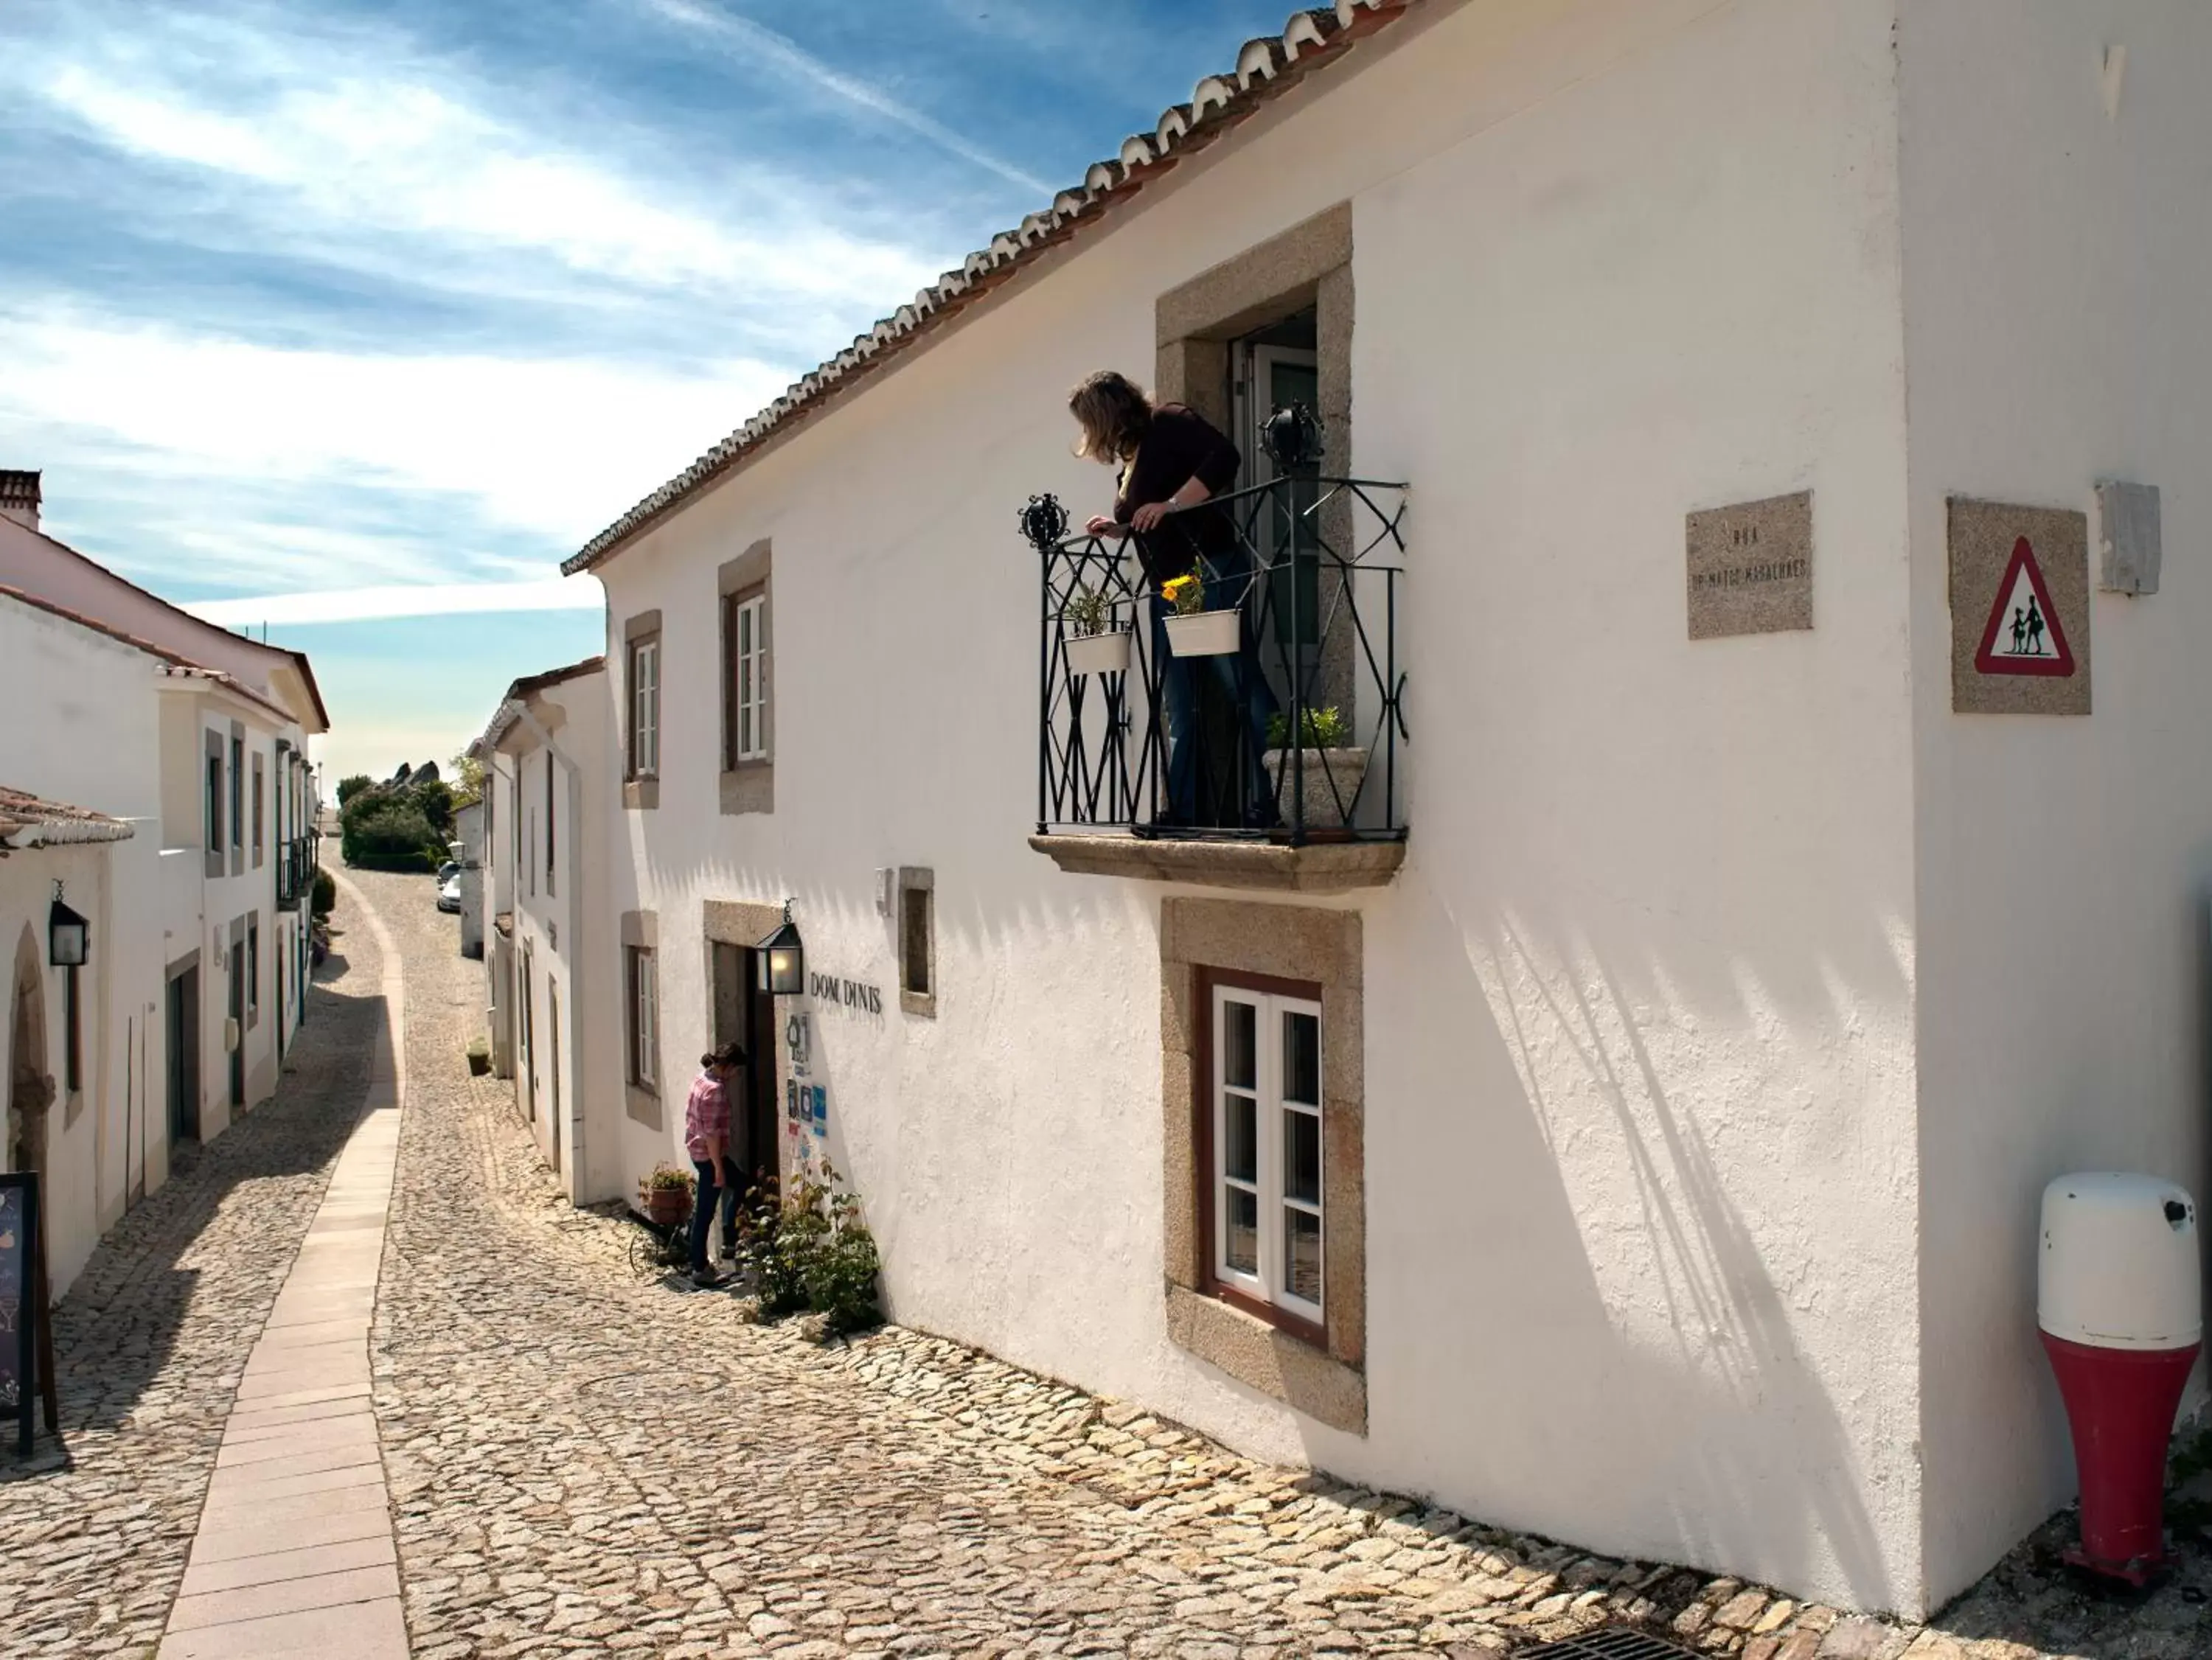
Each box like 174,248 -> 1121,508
622,610 -> 662,812
1161,895 -> 1366,1437
622,910 -> 661,1125
897,866 -> 935,1019
717,540 -> 774,817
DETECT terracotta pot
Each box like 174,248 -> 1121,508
641,1186 -> 691,1229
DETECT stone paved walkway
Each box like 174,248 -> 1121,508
7,874 -> 2211,1660
0,885 -> 386,1658
156,871 -> 411,1659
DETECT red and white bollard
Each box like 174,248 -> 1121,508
2038,1173 -> 2201,1585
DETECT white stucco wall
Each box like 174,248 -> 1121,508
502,671 -> 614,1203
0,600 -> 189,1294
1898,0 -> 2212,1608
0,516 -> 324,733
586,0 -> 1927,1611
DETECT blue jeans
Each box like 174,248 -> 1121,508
1152,567 -> 1278,826
689,1157 -> 740,1272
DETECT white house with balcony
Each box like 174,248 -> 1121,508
0,472 -> 327,1299
548,0 -> 2212,1619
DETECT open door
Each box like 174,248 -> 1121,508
712,942 -> 780,1196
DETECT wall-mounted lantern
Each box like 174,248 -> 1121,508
757,899 -> 804,996
49,886 -> 89,968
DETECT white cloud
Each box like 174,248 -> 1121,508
641,0 -> 1054,196
186,578 -> 602,627
29,56 -> 942,310
1,308 -> 788,546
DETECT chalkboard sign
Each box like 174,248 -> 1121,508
1,1173 -> 56,1457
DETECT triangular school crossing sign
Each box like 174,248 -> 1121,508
1974,536 -> 2076,677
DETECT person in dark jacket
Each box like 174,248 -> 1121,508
1069,371 -> 1277,828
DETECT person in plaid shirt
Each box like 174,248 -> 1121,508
684,1041 -> 747,1286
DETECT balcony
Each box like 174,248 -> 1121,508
276,832 -> 320,909
1023,436 -> 1407,893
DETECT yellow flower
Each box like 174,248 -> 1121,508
1160,573 -> 1201,614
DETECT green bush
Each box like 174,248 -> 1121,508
335,774 -> 373,806
737,1160 -> 881,1333
414,778 -> 454,835
1265,705 -> 1351,750
310,867 -> 336,917
341,801 -> 443,871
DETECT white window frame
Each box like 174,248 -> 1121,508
733,593 -> 768,764
1211,983 -> 1324,1326
631,639 -> 660,779
630,946 -> 658,1089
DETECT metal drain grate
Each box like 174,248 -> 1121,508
1518,1630 -> 1700,1660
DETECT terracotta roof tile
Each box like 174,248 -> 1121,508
564,0 -> 1416,577
0,786 -> 133,848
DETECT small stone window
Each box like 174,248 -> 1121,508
627,946 -> 658,1090
899,867 -> 934,1019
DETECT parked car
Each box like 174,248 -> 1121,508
436,859 -> 459,885
437,871 -> 462,913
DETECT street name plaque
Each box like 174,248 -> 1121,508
1686,491 -> 1813,639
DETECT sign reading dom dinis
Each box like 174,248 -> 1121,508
809,972 -> 883,1014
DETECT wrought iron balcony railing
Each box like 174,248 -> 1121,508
276,832 -> 319,908
1024,461 -> 1407,845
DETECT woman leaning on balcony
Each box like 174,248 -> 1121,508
1070,370 -> 1278,829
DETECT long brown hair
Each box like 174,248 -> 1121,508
1068,370 -> 1153,463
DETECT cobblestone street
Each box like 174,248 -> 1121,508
6,874 -> 2211,1659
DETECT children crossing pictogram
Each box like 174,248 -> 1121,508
1974,536 -> 2076,678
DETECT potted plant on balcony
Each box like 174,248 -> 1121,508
1160,571 -> 1239,658
1062,583 -> 1130,677
638,1163 -> 694,1230
1265,705 -> 1368,831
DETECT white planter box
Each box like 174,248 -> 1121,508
1164,610 -> 1239,657
1065,630 -> 1132,677
1265,746 -> 1370,830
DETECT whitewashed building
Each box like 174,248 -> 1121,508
0,473 -> 327,1297
473,658 -> 612,1201
550,0 -> 2212,1617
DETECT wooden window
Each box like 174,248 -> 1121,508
1201,970 -> 1325,1342
229,734 -> 243,851
204,743 -> 223,850
252,751 -> 265,867
627,946 -> 658,1090
726,593 -> 768,765
521,947 -> 535,1117
630,638 -> 660,779
897,867 -> 934,1018
247,914 -> 261,1027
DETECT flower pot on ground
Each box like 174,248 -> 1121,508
1265,746 -> 1370,829
1066,630 -> 1132,677
639,1165 -> 694,1230
1264,705 -> 1367,830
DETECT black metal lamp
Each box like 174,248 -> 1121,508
1260,403 -> 1326,471
1019,492 -> 1070,553
49,887 -> 89,968
757,899 -> 804,996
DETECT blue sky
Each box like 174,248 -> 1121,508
0,0 -> 1295,778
